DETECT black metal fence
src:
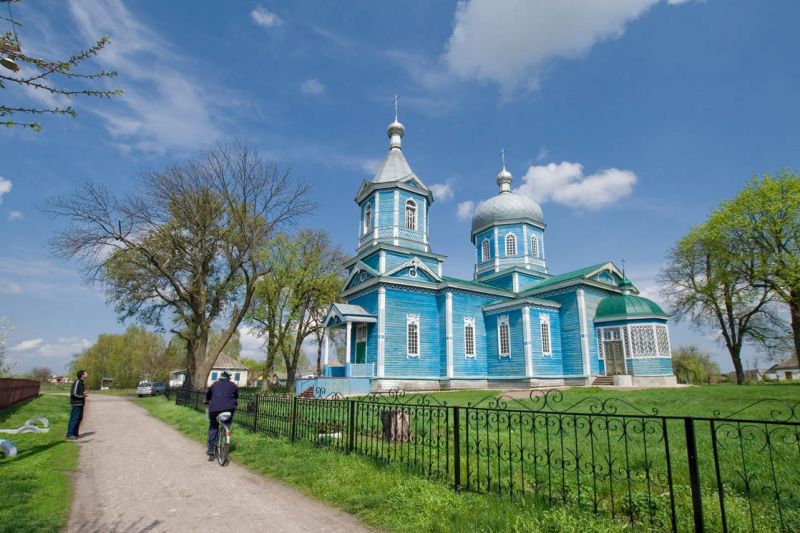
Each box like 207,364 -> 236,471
174,388 -> 800,532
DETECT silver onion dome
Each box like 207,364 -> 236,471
471,163 -> 544,234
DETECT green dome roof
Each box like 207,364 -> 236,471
595,294 -> 668,321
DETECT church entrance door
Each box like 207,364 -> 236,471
355,324 -> 367,364
605,340 -> 626,376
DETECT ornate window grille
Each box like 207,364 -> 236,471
630,324 -> 658,357
407,314 -> 419,357
505,233 -> 517,256
363,203 -> 372,234
655,325 -> 671,356
464,317 -> 475,358
531,235 -> 538,258
498,315 -> 511,357
405,199 -> 417,230
540,314 -> 551,356
481,239 -> 490,261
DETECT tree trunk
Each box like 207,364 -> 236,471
789,294 -> 800,372
731,346 -> 745,385
316,334 -> 323,375
191,333 -> 210,389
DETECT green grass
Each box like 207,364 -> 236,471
0,395 -> 80,533
137,395 -> 633,532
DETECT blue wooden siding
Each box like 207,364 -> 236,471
583,288 -> 611,375
346,291 -> 379,365
484,274 -> 515,291
378,191 -> 395,226
496,224 -> 525,257
391,267 -> 437,283
451,292 -> 502,378
517,271 -> 546,290
383,287 -> 441,378
629,358 -> 673,375
527,226 -> 544,259
437,294 -> 447,377
543,291 -> 584,376
385,250 -> 410,270
362,253 -> 380,271
474,229 -> 495,262
485,310 -> 526,377
593,271 -> 616,285
419,256 -> 441,273
530,309 -> 563,377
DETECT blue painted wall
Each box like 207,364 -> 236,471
348,291 -> 379,365
485,310 -> 526,377
378,190 -> 395,226
383,287 -> 441,377
451,291 -> 503,378
530,308 -> 563,377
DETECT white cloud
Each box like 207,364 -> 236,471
239,326 -> 266,360
430,181 -> 455,202
457,200 -> 476,221
444,0 -> 658,96
36,337 -> 92,358
516,161 -> 637,210
300,78 -> 325,95
251,6 -> 283,28
0,280 -> 22,294
667,0 -> 691,4
10,339 -> 43,352
67,0 -> 222,152
0,177 -> 11,205
7,211 -> 22,222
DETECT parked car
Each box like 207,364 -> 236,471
137,381 -> 166,397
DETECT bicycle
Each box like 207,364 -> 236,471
214,411 -> 233,466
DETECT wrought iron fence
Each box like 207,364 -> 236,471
173,387 -> 800,532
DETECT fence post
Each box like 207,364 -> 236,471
453,406 -> 461,491
347,399 -> 356,452
252,395 -> 259,433
291,395 -> 298,443
684,417 -> 705,532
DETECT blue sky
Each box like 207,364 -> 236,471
2,0 -> 799,374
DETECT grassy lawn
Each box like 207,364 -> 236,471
137,394 -> 631,533
0,394 -> 80,533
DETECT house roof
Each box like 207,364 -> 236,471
520,262 -> 617,295
595,294 -> 667,322
325,303 -> 377,327
767,357 -> 800,372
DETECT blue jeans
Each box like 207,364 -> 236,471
207,410 -> 234,452
67,405 -> 84,437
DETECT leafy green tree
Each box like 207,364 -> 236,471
48,142 -> 311,388
718,170 -> 800,371
0,0 -> 122,131
660,220 -> 781,384
671,345 -> 720,384
247,230 -> 345,391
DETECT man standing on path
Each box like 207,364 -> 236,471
67,369 -> 88,439
204,371 -> 238,457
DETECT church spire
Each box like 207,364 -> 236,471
497,149 -> 512,193
387,95 -> 404,150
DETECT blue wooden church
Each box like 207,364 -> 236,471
313,113 -> 676,394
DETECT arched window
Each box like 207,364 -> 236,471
481,239 -> 490,262
405,199 -> 417,230
530,235 -> 538,258
498,315 -> 511,357
505,233 -> 517,256
464,317 -> 476,358
540,314 -> 552,356
407,314 -> 419,356
363,204 -> 372,234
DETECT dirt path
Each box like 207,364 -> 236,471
66,395 -> 374,533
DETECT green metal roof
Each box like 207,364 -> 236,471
519,262 -> 608,295
595,294 -> 667,320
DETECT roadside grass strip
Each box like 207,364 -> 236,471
137,395 -> 630,533
0,395 -> 79,533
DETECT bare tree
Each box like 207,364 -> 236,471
1,0 -> 122,131
47,142 -> 312,388
0,316 -> 12,376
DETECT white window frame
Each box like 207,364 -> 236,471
540,314 -> 552,356
405,199 -> 417,230
464,317 -> 476,358
498,315 -> 511,357
406,314 -> 420,357
598,324 -> 672,359
531,235 -> 539,258
505,233 -> 517,256
481,239 -> 490,261
363,203 -> 372,234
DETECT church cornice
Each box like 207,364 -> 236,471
343,243 -> 446,269
340,275 -> 516,300
471,217 -> 546,242
355,179 -> 434,205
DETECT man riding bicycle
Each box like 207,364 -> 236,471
204,371 -> 238,457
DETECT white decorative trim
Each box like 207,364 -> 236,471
464,317 -> 476,359
377,287 -> 386,377
405,198 -> 417,231
513,272 -> 519,292
523,307 -> 532,376
379,251 -> 386,274
481,239 -> 491,262
523,225 -> 529,256
393,190 -> 399,227
498,314 -> 511,357
446,292 -> 453,377
577,289 -> 590,376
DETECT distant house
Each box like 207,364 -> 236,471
765,357 -> 800,381
48,375 -> 72,385
169,353 -> 249,388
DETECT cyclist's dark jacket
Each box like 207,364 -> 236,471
70,380 -> 86,406
206,380 -> 238,412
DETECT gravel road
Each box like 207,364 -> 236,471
66,395 -> 374,533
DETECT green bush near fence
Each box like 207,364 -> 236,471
0,395 -> 79,533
